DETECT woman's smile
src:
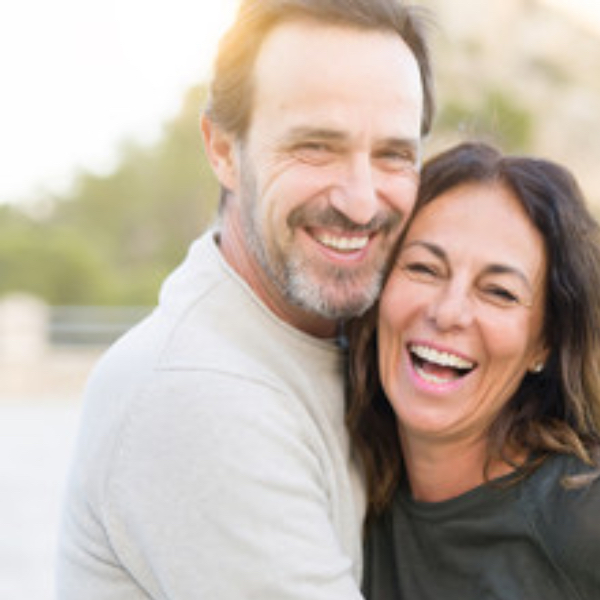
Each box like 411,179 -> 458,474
378,181 -> 547,443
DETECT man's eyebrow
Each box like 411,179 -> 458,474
284,127 -> 347,143
283,128 -> 420,147
379,136 -> 420,149
379,136 -> 421,157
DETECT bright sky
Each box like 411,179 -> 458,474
541,0 -> 600,32
1,0 -> 599,205
0,0 -> 238,204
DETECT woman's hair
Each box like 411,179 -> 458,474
347,141 -> 600,513
205,0 -> 435,140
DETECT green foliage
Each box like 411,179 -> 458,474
527,57 -> 570,87
0,209 -> 115,303
436,88 -> 534,152
0,81 -> 542,307
0,85 -> 219,306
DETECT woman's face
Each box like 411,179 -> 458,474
378,182 -> 548,447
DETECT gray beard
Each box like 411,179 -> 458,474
237,148 -> 387,320
241,199 -> 385,319
285,251 -> 383,319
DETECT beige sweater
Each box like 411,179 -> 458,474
57,230 -> 366,599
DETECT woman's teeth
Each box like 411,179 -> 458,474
410,344 -> 474,369
409,343 -> 475,385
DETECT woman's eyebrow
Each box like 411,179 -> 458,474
402,241 -> 534,291
401,240 -> 447,261
484,264 -> 533,292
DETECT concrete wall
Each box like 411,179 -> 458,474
0,294 -> 104,402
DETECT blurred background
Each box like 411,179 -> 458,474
1,0 -> 599,597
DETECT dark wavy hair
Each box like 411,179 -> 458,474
205,0 -> 435,140
347,141 -> 600,513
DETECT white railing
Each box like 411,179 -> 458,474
0,294 -> 151,402
49,305 -> 152,347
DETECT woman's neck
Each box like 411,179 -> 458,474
401,435 -> 521,503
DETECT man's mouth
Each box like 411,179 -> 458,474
313,231 -> 370,253
408,343 -> 476,386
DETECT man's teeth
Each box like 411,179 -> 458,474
410,344 -> 474,370
315,233 -> 369,251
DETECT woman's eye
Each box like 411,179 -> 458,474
402,262 -> 440,281
482,285 -> 520,306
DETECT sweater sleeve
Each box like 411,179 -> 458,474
103,369 -> 364,600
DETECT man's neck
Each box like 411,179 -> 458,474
218,214 -> 338,340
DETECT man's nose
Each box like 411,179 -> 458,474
329,154 -> 378,226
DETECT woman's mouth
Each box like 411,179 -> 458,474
408,343 -> 476,386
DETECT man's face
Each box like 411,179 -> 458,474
230,20 -> 424,326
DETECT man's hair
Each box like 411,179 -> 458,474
347,141 -> 600,513
205,0 -> 435,140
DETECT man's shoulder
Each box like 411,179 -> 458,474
81,262 -> 335,418
87,230 -> 256,383
79,228 -> 345,452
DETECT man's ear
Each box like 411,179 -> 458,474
201,114 -> 238,192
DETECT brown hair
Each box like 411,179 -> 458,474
205,0 -> 435,140
347,141 -> 600,513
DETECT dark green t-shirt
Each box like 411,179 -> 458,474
363,454 -> 600,600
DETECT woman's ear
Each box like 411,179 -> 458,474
528,345 -> 550,374
201,114 -> 238,192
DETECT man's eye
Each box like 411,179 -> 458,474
298,141 -> 334,154
376,149 -> 417,172
303,142 -> 329,151
293,142 -> 333,164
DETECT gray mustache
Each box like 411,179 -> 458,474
288,206 -> 402,234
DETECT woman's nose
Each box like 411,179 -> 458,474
427,282 -> 474,331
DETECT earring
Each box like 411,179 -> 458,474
531,362 -> 544,374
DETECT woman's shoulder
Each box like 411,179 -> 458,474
520,453 -> 600,596
521,452 -> 600,505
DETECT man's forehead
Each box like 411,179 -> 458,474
252,19 -> 415,82
244,19 -> 423,145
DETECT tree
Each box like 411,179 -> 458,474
0,85 -> 220,306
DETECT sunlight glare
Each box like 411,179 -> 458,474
0,0 -> 239,203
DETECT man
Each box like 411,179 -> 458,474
57,0 -> 434,598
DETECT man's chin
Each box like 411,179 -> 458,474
289,284 -> 378,320
282,258 -> 384,319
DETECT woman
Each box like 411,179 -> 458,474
347,142 -> 600,599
